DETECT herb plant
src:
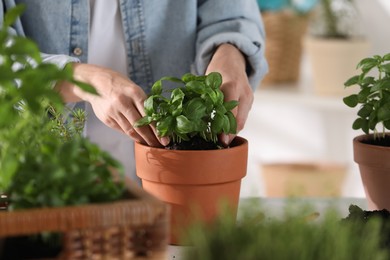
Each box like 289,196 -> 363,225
309,0 -> 360,39
0,4 -> 125,210
183,203 -> 389,260
343,53 -> 390,139
134,72 -> 239,149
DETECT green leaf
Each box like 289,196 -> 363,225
182,73 -> 198,83
171,106 -> 183,117
184,98 -> 206,120
226,111 -> 237,134
357,87 -> 371,103
156,116 -> 174,136
383,120 -> 390,130
5,37 -> 41,62
357,104 -> 372,118
357,58 -> 377,73
205,88 -> 222,105
371,80 -> 386,93
368,112 -> 377,130
133,116 -> 152,127
3,4 -> 25,28
361,76 -> 376,86
222,115 -> 230,133
72,80 -> 98,95
381,63 -> 390,73
175,132 -> 190,142
151,80 -> 162,95
160,76 -> 182,83
352,118 -> 362,130
171,88 -> 185,104
224,100 -> 239,111
215,104 -> 227,115
175,115 -> 194,134
186,80 -> 206,95
0,65 -> 16,82
211,113 -> 224,134
206,72 -> 223,89
343,95 -> 359,107
377,104 -> 390,122
344,75 -> 359,87
383,53 -> 390,61
144,95 -> 155,115
214,89 -> 224,104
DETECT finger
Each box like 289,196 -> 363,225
118,112 -> 162,147
119,103 -> 163,147
133,99 -> 170,146
219,133 -> 236,147
107,117 -> 144,144
235,95 -> 253,132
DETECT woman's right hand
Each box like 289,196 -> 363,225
55,63 -> 169,147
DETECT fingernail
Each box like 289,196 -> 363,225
160,137 -> 170,146
222,135 -> 230,147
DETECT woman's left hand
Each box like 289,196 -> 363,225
205,43 -> 254,146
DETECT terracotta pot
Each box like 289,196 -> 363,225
134,136 -> 248,245
353,134 -> 390,210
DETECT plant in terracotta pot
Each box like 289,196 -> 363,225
134,72 -> 248,245
0,5 -> 168,259
343,52 -> 390,211
305,0 -> 370,96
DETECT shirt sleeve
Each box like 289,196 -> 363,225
41,53 -> 80,70
195,0 -> 268,90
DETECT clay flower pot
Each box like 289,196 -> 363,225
353,134 -> 390,210
134,136 -> 248,245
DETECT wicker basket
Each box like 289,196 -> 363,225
261,10 -> 310,86
0,181 -> 169,259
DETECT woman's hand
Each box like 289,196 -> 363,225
55,63 -> 168,147
206,43 -> 254,146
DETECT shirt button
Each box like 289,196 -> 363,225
73,47 -> 83,56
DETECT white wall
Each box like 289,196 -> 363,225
356,0 -> 390,56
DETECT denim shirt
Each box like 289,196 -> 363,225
1,0 -> 268,92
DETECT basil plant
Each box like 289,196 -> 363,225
135,72 -> 238,146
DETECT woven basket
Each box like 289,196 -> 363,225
0,181 -> 169,259
262,10 -> 310,86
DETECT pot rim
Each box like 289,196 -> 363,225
134,136 -> 248,153
353,133 -> 390,167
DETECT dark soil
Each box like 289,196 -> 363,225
342,204 -> 390,248
362,135 -> 390,147
165,136 -> 223,150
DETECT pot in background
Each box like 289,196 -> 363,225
305,37 -> 370,96
353,134 -> 390,211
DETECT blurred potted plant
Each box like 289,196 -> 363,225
343,53 -> 390,211
257,0 -> 317,86
0,5 -> 168,259
305,0 -> 370,96
134,72 -> 248,245
182,203 -> 390,260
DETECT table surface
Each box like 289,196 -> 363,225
166,196 -> 368,260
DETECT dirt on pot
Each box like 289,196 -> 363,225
342,204 -> 390,249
